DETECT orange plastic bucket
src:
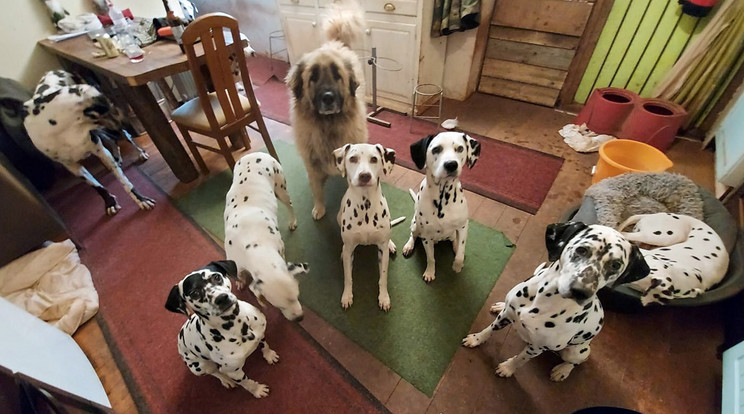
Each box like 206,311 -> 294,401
593,139 -> 673,184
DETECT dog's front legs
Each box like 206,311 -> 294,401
462,302 -> 510,347
377,242 -> 391,311
259,339 -> 280,364
61,161 -> 121,215
550,343 -> 591,382
422,238 -> 436,282
496,344 -> 544,378
93,143 -> 156,211
307,169 -> 328,220
452,221 -> 469,272
217,364 -> 269,398
341,242 -> 356,308
273,171 -> 297,230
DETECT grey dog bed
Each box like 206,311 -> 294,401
565,186 -> 744,308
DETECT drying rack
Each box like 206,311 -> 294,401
363,47 -> 402,128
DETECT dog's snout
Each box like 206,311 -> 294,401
292,314 -> 304,322
444,160 -> 458,173
215,293 -> 231,306
569,285 -> 592,303
321,91 -> 335,105
358,172 -> 372,184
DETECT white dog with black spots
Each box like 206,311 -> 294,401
224,153 -> 308,322
402,132 -> 481,282
334,143 -> 397,311
165,260 -> 277,398
23,70 -> 153,216
618,212 -> 729,305
463,222 -> 649,381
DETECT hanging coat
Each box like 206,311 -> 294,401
432,0 -> 481,37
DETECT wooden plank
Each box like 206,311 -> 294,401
486,39 -> 575,71
481,58 -> 567,89
573,0 -> 631,103
558,0 -> 615,108
478,76 -> 559,106
489,25 -> 580,50
492,0 -> 594,37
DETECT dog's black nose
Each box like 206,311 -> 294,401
293,314 -> 304,322
358,172 -> 371,184
444,161 -> 458,173
215,293 -> 231,306
321,91 -> 335,105
569,287 -> 591,303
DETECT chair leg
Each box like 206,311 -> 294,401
217,135 -> 236,171
239,127 -> 252,151
255,115 -> 278,162
177,124 -> 209,175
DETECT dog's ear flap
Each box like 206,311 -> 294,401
410,135 -> 434,170
333,144 -> 350,177
375,144 -> 396,176
165,285 -> 188,316
613,244 -> 650,287
287,262 -> 309,278
465,134 -> 481,169
345,61 -> 359,98
286,61 -> 304,100
545,222 -> 588,262
205,260 -> 238,278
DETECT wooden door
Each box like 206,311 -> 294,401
478,0 -> 611,107
364,18 -> 417,105
283,10 -> 323,63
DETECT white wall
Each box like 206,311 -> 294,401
192,0 -> 284,58
0,0 -> 169,89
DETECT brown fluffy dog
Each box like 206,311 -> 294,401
286,2 -> 368,220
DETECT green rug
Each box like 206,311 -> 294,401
174,142 -> 515,396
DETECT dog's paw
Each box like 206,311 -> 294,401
462,333 -> 484,348
133,192 -> 156,211
549,362 -> 574,382
452,259 -> 464,273
378,291 -> 391,311
263,348 -> 279,365
138,151 -> 149,162
246,380 -> 269,398
402,239 -> 415,258
312,205 -> 326,220
105,203 -> 122,216
289,218 -> 298,231
489,302 -> 506,314
495,360 -> 516,378
423,270 -> 436,283
218,377 -> 237,389
388,240 -> 397,255
341,290 -> 353,309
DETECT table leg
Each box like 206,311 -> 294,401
119,83 -> 198,183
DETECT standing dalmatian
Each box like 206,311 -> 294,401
334,143 -> 397,310
463,222 -> 649,381
165,260 -> 277,398
23,70 -> 153,216
402,132 -> 481,282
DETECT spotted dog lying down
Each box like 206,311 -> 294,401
165,260 -> 277,398
402,132 -> 481,282
463,222 -> 649,381
618,212 -> 729,305
23,70 -> 153,216
334,143 -> 397,311
224,153 -> 308,322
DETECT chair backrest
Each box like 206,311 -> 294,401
181,13 -> 259,132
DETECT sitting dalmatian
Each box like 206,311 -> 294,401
165,260 -> 278,398
23,70 -> 153,216
463,222 -> 649,381
618,212 -> 729,305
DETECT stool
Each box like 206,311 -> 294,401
410,83 -> 443,131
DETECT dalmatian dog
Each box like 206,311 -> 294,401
463,222 -> 650,382
23,70 -> 153,216
224,153 -> 308,322
618,213 -> 729,306
402,132 -> 481,282
165,260 -> 277,398
334,143 -> 397,311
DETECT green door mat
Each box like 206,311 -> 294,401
174,142 -> 515,396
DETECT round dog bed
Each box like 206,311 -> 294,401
564,187 -> 744,309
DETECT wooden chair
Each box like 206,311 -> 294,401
172,13 -> 278,174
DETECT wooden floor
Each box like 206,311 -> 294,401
68,93 -> 722,413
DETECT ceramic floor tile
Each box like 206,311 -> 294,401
385,379 -> 432,414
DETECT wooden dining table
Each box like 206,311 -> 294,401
38,35 -> 201,182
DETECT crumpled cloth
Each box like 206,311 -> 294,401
559,123 -> 616,153
0,240 -> 99,335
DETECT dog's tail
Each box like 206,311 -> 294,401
323,0 -> 365,48
408,189 -> 417,201
617,214 -> 644,233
